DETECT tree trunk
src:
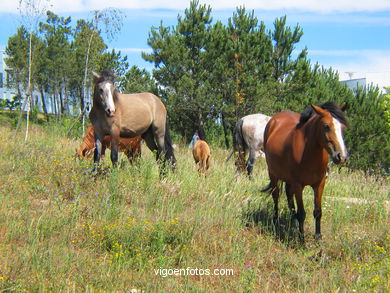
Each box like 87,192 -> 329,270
221,112 -> 230,149
197,111 -> 206,141
79,87 -> 85,114
59,87 -> 64,114
52,94 -> 57,116
39,86 -> 49,122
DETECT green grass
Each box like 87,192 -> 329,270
0,121 -> 389,292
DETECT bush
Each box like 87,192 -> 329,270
343,86 -> 389,175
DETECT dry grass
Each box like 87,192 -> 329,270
0,123 -> 388,292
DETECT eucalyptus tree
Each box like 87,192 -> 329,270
69,19 -> 107,116
5,26 -> 30,98
38,10 -> 72,117
13,0 -> 48,140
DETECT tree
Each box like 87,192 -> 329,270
13,0 -> 48,140
144,0 -> 214,139
97,49 -> 129,86
342,86 -> 389,174
79,8 -> 125,133
38,10 -> 72,119
119,65 -> 157,94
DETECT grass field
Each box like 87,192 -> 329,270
0,121 -> 389,292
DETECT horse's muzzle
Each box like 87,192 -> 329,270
106,109 -> 116,117
332,152 -> 348,165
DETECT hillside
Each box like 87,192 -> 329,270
0,122 -> 388,292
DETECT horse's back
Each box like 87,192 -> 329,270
265,111 -> 299,140
117,92 -> 167,136
242,113 -> 271,153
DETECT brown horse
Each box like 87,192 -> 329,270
89,71 -> 176,174
193,140 -> 211,174
263,102 -> 348,240
76,124 -> 142,164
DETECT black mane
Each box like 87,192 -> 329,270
296,102 -> 348,128
97,70 -> 116,83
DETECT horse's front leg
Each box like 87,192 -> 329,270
292,184 -> 305,242
312,178 -> 326,240
110,127 -> 120,168
93,132 -> 103,173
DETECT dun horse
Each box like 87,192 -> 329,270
76,124 -> 142,164
89,71 -> 176,174
263,102 -> 348,240
193,140 -> 211,174
226,113 -> 271,177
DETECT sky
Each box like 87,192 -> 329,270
0,0 -> 389,83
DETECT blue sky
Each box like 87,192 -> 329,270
0,0 -> 389,82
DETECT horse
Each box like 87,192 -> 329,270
89,70 -> 176,174
226,113 -> 271,177
193,140 -> 211,174
76,124 -> 142,164
262,102 -> 348,241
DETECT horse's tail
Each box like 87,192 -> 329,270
164,118 -> 176,168
261,182 -> 273,193
233,118 -> 246,151
225,149 -> 234,162
226,118 -> 245,162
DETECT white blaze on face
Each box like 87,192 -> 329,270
104,83 -> 115,114
332,117 -> 347,159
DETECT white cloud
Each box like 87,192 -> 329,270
111,47 -> 152,53
2,0 -> 390,13
309,49 -> 390,83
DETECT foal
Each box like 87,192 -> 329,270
193,140 -> 211,174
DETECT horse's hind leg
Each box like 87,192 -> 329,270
246,149 -> 256,178
285,183 -> 296,216
292,184 -> 306,241
141,128 -> 159,160
125,149 -> 134,165
93,131 -> 103,173
110,129 -> 120,168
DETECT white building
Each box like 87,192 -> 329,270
340,72 -> 390,94
0,49 -> 17,100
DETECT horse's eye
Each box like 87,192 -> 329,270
324,125 -> 330,132
99,88 -> 104,94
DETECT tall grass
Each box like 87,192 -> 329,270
0,121 -> 388,292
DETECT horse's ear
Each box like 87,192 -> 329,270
339,103 -> 348,112
311,104 -> 327,116
92,71 -> 100,80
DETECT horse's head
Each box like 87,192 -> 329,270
93,71 -> 117,117
311,103 -> 348,164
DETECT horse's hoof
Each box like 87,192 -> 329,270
314,233 -> 322,240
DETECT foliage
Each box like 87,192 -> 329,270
1,95 -> 22,111
119,65 -> 157,94
4,1 -> 389,173
343,86 -> 390,174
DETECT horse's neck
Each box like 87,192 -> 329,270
295,116 -> 328,164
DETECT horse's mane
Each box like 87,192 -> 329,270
296,102 -> 348,128
96,70 -> 116,83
